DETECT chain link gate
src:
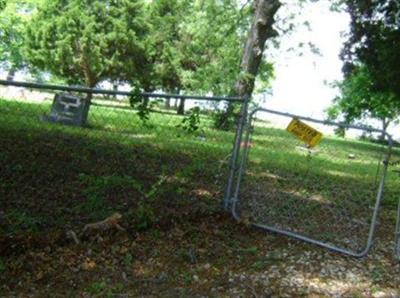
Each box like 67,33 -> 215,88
226,107 -> 396,258
396,199 -> 400,260
2,79 -> 399,259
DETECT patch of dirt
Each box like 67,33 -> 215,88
1,207 -> 400,297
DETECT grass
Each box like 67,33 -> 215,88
0,94 -> 400,296
0,96 -> 234,237
1,96 -> 399,237
240,118 -> 400,251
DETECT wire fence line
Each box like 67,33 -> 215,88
0,80 -> 244,102
0,80 -> 247,236
1,80 -> 400,259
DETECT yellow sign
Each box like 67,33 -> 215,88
286,118 -> 323,148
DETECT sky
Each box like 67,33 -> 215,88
258,0 -> 350,120
257,0 -> 398,139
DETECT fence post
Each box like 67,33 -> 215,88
395,193 -> 400,259
223,95 -> 250,211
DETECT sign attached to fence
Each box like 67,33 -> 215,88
286,118 -> 323,148
44,93 -> 89,126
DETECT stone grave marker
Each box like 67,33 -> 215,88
44,93 -> 90,126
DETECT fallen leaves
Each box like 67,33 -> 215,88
82,259 -> 96,271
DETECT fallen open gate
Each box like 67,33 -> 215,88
225,107 -> 397,258
2,79 -> 398,259
396,198 -> 400,260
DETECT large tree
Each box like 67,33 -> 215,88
24,0 -> 149,88
0,0 -> 42,80
145,0 -> 189,111
147,0 -> 186,93
327,65 -> 400,139
341,0 -> 400,99
216,0 -> 280,129
176,0 -> 249,96
235,0 -> 280,97
174,0 -> 250,114
147,0 -> 261,115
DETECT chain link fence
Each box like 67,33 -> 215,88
2,80 -> 399,259
229,108 -> 399,257
0,80 -> 245,238
396,199 -> 400,260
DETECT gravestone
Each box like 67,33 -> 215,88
45,93 -> 90,126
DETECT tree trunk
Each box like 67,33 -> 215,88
81,81 -> 97,126
165,98 -> 171,109
81,92 -> 92,126
174,89 -> 184,115
113,82 -> 118,100
6,68 -> 16,81
235,0 -> 281,97
380,118 -> 389,141
177,98 -> 185,115
81,53 -> 97,125
216,0 -> 281,129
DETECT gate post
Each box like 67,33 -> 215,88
395,195 -> 400,260
229,107 -> 395,258
223,95 -> 250,211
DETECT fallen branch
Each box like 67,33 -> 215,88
66,230 -> 80,245
66,212 -> 125,244
82,212 -> 125,235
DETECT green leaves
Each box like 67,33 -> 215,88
129,87 -> 151,125
16,0 -> 273,103
24,0 -> 149,87
342,0 -> 400,99
328,65 -> 400,134
129,86 -> 142,108
177,106 -> 201,133
129,87 -> 162,126
147,0 -> 253,96
0,0 -> 38,72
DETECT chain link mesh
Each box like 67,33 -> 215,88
236,110 -> 397,254
0,86 -> 238,236
2,85 -> 399,258
396,201 -> 400,259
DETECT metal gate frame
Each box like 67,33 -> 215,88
396,199 -> 400,260
2,80 -> 399,258
226,107 -> 396,258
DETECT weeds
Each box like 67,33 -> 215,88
177,107 -> 202,133
86,281 -> 107,295
133,175 -> 167,231
75,174 -> 142,218
2,210 -> 40,235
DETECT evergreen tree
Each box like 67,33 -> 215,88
0,0 -> 42,80
327,65 -> 400,139
24,0 -> 149,88
341,0 -> 400,99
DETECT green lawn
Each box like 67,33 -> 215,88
1,96 -> 400,296
1,96 -> 399,238
239,118 -> 400,252
0,97 -> 236,237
